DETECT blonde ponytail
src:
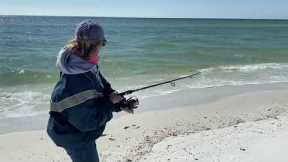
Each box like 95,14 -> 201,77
66,39 -> 78,49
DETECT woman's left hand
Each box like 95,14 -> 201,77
120,96 -> 139,114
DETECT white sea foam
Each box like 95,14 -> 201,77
191,63 -> 288,88
201,63 -> 288,73
118,63 -> 288,100
1,63 -> 288,119
0,87 -> 50,119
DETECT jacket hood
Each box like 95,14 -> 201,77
56,47 -> 97,74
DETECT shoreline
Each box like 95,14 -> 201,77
0,82 -> 288,135
0,83 -> 288,161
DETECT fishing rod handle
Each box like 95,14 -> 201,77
118,90 -> 135,96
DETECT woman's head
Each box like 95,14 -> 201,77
67,20 -> 107,63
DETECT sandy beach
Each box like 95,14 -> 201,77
0,83 -> 288,162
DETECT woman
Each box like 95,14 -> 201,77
47,19 -> 138,162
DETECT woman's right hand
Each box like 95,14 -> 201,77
109,91 -> 124,104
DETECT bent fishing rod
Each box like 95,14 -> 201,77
119,71 -> 201,96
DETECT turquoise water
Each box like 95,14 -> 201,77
0,16 -> 288,118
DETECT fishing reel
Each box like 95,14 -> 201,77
118,96 -> 139,113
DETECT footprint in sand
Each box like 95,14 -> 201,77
123,124 -> 141,130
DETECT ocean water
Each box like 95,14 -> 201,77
0,16 -> 288,119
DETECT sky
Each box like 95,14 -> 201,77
0,0 -> 288,19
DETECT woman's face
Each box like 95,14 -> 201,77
86,41 -> 105,64
89,45 -> 100,57
89,42 -> 104,57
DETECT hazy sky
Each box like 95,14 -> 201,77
1,0 -> 288,19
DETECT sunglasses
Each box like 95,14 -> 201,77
91,40 -> 107,47
86,39 -> 107,47
102,39 -> 107,46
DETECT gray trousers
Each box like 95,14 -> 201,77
64,142 -> 99,162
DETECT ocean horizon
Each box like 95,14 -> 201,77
1,14 -> 288,20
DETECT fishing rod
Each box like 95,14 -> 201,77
119,71 -> 201,96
